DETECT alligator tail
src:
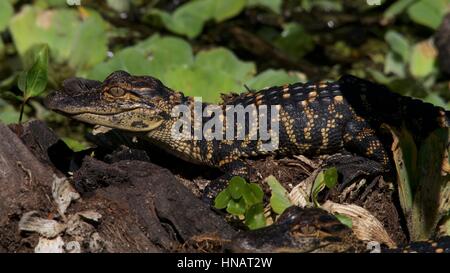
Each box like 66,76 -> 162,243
338,75 -> 449,139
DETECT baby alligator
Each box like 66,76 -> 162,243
45,71 -> 449,200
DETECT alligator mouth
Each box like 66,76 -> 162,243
67,110 -> 164,132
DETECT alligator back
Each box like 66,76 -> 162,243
338,75 -> 450,140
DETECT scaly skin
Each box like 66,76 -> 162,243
45,71 -> 449,200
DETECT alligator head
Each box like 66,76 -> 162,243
45,70 -> 183,132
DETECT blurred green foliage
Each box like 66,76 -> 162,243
0,0 -> 449,136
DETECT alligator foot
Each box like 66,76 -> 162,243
324,153 -> 387,192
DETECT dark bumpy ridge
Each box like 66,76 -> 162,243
338,75 -> 449,139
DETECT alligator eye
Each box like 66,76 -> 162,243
108,87 -> 126,97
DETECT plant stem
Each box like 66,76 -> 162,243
19,99 -> 27,123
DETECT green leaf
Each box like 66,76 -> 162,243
61,137 -> 89,152
163,66 -> 239,103
267,175 -> 292,214
247,0 -> 282,13
24,44 -> 48,99
68,13 -> 108,71
312,171 -> 326,206
383,0 -> 415,21
150,6 -> 207,39
228,176 -> 248,199
211,0 -> 246,22
274,23 -> 314,61
424,93 -> 448,109
151,0 -> 245,38
407,0 -> 448,29
334,214 -> 353,228
413,128 -> 449,240
226,198 -> 246,215
244,183 -> 264,205
385,30 -> 410,62
245,203 -> 266,230
87,35 -> 193,80
214,188 -> 232,209
409,40 -> 437,78
195,48 -> 255,84
0,0 -> 13,31
18,71 -> 28,93
384,52 -> 406,78
323,167 -> 338,189
9,7 -> 108,69
246,69 -> 301,90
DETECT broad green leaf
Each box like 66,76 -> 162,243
152,0 -> 245,38
412,128 -> 449,240
407,0 -> 447,29
246,69 -> 301,90
334,214 -> 353,228
61,137 -> 89,152
312,171 -> 326,206
247,0 -> 282,13
242,183 -> 264,206
244,183 -> 264,205
383,0 -> 415,21
10,6 -> 108,69
151,9 -> 205,39
18,71 -> 28,93
68,13 -> 108,71
24,44 -> 48,99
274,23 -> 314,61
424,93 -> 448,109
87,48 -> 155,80
226,198 -> 246,215
0,0 -> 13,31
10,7 -> 77,58
214,188 -> 232,209
87,35 -> 193,80
385,30 -> 410,61
409,40 -> 437,78
211,0 -> 246,22
389,125 -> 417,215
267,175 -> 292,214
228,176 -> 248,199
384,52 -> 406,77
150,0 -> 212,39
163,66 -> 239,103
195,48 -> 255,84
323,167 -> 338,189
137,35 -> 194,68
245,203 -> 266,230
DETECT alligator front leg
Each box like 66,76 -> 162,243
325,119 -> 390,190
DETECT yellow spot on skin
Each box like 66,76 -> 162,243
308,91 -> 317,98
334,95 -> 343,102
